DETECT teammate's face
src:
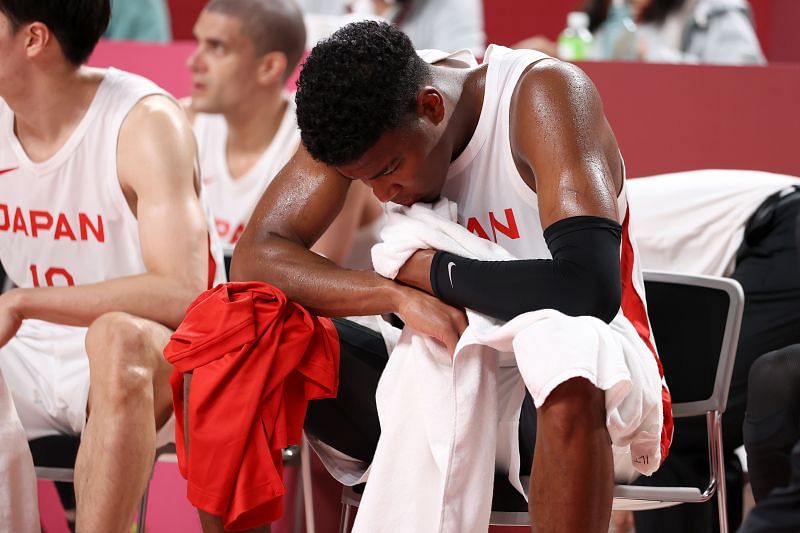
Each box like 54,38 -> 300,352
336,118 -> 451,206
0,13 -> 26,97
187,10 -> 263,113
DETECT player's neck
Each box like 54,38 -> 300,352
436,65 -> 486,163
224,90 -> 288,179
224,89 -> 288,155
10,65 -> 103,162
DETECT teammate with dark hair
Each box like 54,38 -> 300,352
0,1 -> 224,531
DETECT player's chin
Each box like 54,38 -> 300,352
420,192 -> 442,204
189,98 -> 217,114
394,197 -> 416,207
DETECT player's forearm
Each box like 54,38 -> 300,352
230,234 -> 405,317
7,272 -> 203,330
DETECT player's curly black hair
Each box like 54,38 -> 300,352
295,21 -> 431,166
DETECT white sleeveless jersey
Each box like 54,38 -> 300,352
437,45 -> 673,459
626,170 -> 800,276
193,97 -> 300,252
0,67 -> 225,294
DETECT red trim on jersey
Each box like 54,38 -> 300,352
207,234 -> 217,289
620,209 -> 674,463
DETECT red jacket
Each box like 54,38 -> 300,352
164,282 -> 339,530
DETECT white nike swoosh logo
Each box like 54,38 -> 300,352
447,261 -> 456,288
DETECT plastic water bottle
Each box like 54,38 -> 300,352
594,0 -> 638,60
557,11 -> 593,61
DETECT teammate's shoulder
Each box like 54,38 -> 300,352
125,94 -> 188,132
521,58 -> 590,90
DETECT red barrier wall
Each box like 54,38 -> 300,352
89,40 -> 800,178
89,40 -> 195,97
483,0 -> 580,46
579,60 -> 800,177
167,0 -> 205,40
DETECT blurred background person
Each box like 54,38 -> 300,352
298,0 -> 485,55
185,0 -> 382,270
516,0 -> 765,65
105,0 -> 172,42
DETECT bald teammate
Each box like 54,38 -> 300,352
0,1 -> 223,531
233,22 -> 669,533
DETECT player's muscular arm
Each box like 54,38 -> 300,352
311,179 -> 374,265
513,60 -> 621,227
422,61 -> 624,322
231,145 -> 405,316
231,145 -> 466,352
0,95 -> 208,332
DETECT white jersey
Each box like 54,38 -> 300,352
626,170 -> 800,276
0,67 -> 225,329
437,45 -> 672,458
193,97 -> 300,252
0,68 -> 224,440
0,69 -> 152,289
0,67 -> 225,291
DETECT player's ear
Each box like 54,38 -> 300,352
257,51 -> 288,86
24,22 -> 52,61
415,87 -> 445,125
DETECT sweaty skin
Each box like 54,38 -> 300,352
233,55 -> 623,533
232,58 -> 622,352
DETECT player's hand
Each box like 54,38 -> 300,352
395,249 -> 436,295
394,285 -> 467,356
0,290 -> 24,349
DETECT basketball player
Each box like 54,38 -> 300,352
185,0 -> 382,269
0,1 -> 224,531
232,21 -> 670,533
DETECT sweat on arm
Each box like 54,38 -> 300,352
429,215 -> 622,323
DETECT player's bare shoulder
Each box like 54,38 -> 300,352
117,94 -> 198,211
508,59 -> 618,182
511,59 -> 602,133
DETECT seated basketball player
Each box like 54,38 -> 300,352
231,21 -> 670,533
184,0 -> 382,269
0,1 -> 224,531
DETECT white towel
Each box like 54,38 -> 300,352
350,199 -> 664,533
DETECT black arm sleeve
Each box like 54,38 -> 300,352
429,215 -> 622,323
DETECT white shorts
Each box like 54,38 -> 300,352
0,320 -> 91,439
0,368 -> 39,532
0,319 -> 175,446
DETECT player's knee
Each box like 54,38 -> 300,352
86,312 -> 158,397
748,347 -> 795,397
538,377 -> 605,442
745,345 -> 800,443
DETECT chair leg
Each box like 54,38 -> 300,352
710,411 -> 729,533
339,503 -> 353,533
137,483 -> 150,533
300,437 -> 316,533
292,464 -> 304,533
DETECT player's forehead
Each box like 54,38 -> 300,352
335,130 -> 403,177
193,10 -> 245,44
